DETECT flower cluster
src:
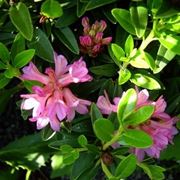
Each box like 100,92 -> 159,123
97,89 -> 178,161
79,17 -> 112,57
20,53 -> 92,131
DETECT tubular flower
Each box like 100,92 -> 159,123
21,53 -> 92,131
79,17 -> 112,57
97,89 -> 178,161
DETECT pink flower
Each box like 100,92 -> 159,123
97,91 -> 120,114
97,89 -> 178,161
79,17 -> 112,57
20,53 -> 92,131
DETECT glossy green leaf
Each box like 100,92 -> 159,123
90,103 -> 103,123
130,73 -> 161,90
139,163 -> 165,180
41,126 -> 56,141
71,152 -> 95,180
0,74 -> 10,89
159,34 -> 180,55
4,66 -> 20,78
51,152 -> 64,177
41,0 -> 63,19
9,2 -> 33,41
28,28 -> 54,62
131,49 -> 155,71
77,0 -> 88,17
0,42 -> 10,63
122,129 -> 153,148
112,8 -> 136,35
110,43 -> 125,61
93,118 -> 114,142
130,6 -> 148,38
124,105 -> 154,125
160,134 -> 180,161
54,27 -> 79,54
154,44 -> 176,73
55,7 -> 78,28
60,145 -> 79,165
118,68 -> 131,85
90,64 -> 118,77
117,88 -> 137,122
147,0 -> 162,15
13,49 -> 35,68
0,61 -> 6,69
78,135 -> 88,147
86,0 -> 117,11
125,35 -> 134,56
0,86 -> 19,115
11,33 -> 25,60
115,154 -> 137,178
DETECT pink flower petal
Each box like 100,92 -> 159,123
21,62 -> 49,84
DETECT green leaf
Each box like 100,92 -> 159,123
117,88 -> 137,123
78,135 -> 88,147
90,103 -> 103,123
159,34 -> 180,55
139,163 -> 165,180
86,0 -> 117,11
154,44 -> 176,73
93,118 -> 114,142
124,105 -> 154,125
60,145 -> 79,165
160,134 -> 180,161
11,33 -> 25,60
0,74 -> 10,89
118,68 -> 131,85
41,126 -> 56,141
125,35 -> 134,56
12,49 -> 35,68
51,153 -> 64,177
110,43 -> 125,61
115,154 -> 137,178
122,129 -> 153,148
71,152 -> 95,180
90,64 -> 118,77
41,0 -> 63,19
28,28 -> 54,62
54,27 -> 79,54
130,73 -> 161,90
4,66 -> 20,78
130,6 -> 148,38
9,2 -> 33,41
130,50 -> 155,70
77,0 -> 88,17
0,61 -> 6,69
112,8 -> 136,35
0,42 -> 10,63
0,86 -> 19,115
147,0 -> 163,15
55,7 -> 78,28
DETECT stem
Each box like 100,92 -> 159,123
139,30 -> 155,50
103,127 -> 123,150
101,160 -> 113,178
25,170 -> 31,180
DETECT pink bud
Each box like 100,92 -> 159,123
79,35 -> 93,47
95,32 -> 103,43
82,17 -> 89,27
102,37 -> 112,45
99,20 -> 107,31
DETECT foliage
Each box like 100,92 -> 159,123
0,0 -> 179,179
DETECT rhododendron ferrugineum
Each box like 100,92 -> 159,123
20,53 -> 92,131
97,89 -> 178,161
79,17 -> 112,57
